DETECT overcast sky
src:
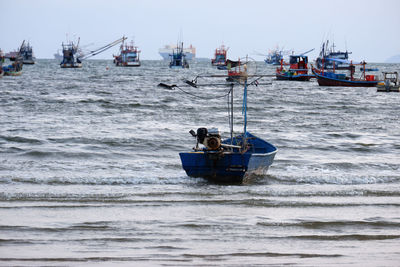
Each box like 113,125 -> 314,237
2,0 -> 399,62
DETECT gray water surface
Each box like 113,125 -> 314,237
0,60 -> 399,266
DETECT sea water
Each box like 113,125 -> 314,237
0,60 -> 399,266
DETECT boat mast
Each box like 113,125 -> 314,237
242,80 -> 248,135
230,83 -> 234,145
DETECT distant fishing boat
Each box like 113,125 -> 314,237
177,74 -> 277,183
377,72 -> 400,92
169,42 -> 189,68
60,38 -> 82,68
226,59 -> 248,82
60,37 -> 125,68
312,59 -> 380,87
113,39 -> 141,67
211,44 -> 228,69
19,41 -> 35,65
159,44 -> 196,60
276,49 -> 315,81
316,40 -> 352,70
265,49 -> 283,65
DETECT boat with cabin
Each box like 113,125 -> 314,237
275,49 -> 315,81
159,44 -> 196,60
169,42 -> 189,68
60,37 -> 125,68
2,45 -> 23,76
265,48 -> 284,65
178,74 -> 277,183
211,45 -> 228,69
19,41 -> 36,64
113,39 -> 141,67
377,72 -> 399,92
316,40 -> 352,70
312,59 -> 380,87
60,39 -> 82,68
2,60 -> 23,76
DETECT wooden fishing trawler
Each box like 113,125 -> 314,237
265,48 -> 284,65
176,74 -> 277,183
211,44 -> 228,69
19,40 -> 36,65
316,40 -> 352,70
60,39 -> 82,68
226,59 -> 248,82
169,42 -> 189,69
60,37 -> 125,68
2,45 -> 23,76
276,49 -> 315,81
377,72 -> 400,92
312,59 -> 380,87
113,38 -> 141,67
2,60 -> 23,76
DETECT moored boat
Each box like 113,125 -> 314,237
3,61 -> 23,76
60,37 -> 125,68
265,48 -> 284,65
377,72 -> 400,92
60,39 -> 82,68
226,59 -> 248,82
177,72 -> 277,183
312,59 -> 380,87
316,40 -> 352,70
159,44 -> 195,60
276,50 -> 315,81
113,39 -> 141,67
20,41 -> 36,65
211,44 -> 228,69
169,42 -> 189,68
276,55 -> 315,81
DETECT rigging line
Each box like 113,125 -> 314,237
175,85 -> 232,100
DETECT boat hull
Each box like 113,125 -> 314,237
116,62 -> 141,67
22,60 -> 35,65
313,69 -> 379,87
179,132 -> 277,183
276,73 -> 314,81
60,63 -> 82,68
4,71 -> 22,76
377,85 -> 400,92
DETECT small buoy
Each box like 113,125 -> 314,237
106,67 -> 109,70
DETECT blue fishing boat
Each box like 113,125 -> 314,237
265,49 -> 283,65
312,59 -> 380,87
316,40 -> 352,70
178,78 -> 277,183
169,42 -> 189,68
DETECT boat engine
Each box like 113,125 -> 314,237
190,127 -> 221,150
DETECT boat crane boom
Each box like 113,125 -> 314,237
79,37 -> 127,60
